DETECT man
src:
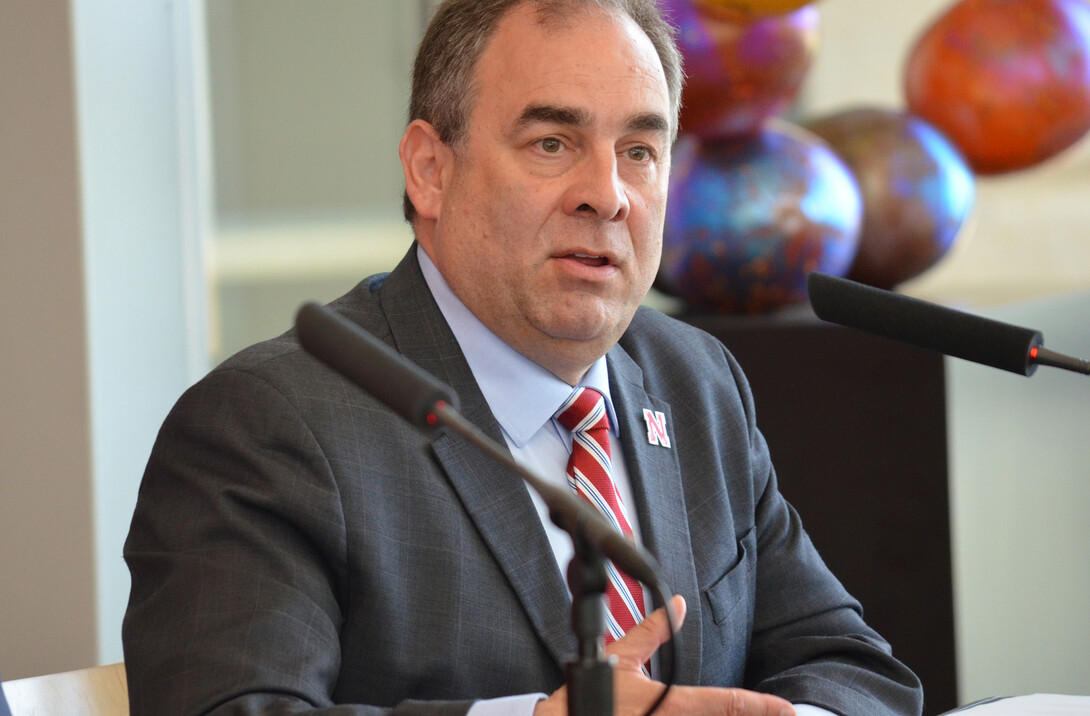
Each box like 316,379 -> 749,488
123,1 -> 923,714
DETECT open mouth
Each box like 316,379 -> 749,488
568,253 -> 610,267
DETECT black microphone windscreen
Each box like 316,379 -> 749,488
807,272 -> 1043,376
295,302 -> 459,429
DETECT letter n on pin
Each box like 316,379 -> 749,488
642,409 -> 670,448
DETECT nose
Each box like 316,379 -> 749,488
564,148 -> 630,222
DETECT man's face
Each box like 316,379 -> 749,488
417,4 -> 672,384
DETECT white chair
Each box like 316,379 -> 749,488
1,662 -> 127,716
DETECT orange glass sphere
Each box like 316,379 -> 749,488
904,0 -> 1090,174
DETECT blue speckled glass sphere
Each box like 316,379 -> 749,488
659,122 -> 862,313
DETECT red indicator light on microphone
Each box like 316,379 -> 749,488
426,401 -> 448,427
1030,346 -> 1039,360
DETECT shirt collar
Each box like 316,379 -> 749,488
417,245 -> 619,447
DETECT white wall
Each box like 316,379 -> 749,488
0,1 -> 97,680
0,0 -> 205,679
946,295 -> 1090,701
72,0 -> 210,668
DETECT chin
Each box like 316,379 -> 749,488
534,293 -> 637,339
546,317 -> 624,348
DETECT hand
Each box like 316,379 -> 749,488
534,595 -> 795,716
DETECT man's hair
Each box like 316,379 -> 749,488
402,0 -> 683,222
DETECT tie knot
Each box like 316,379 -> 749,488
556,387 -> 610,434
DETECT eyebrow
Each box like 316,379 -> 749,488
626,111 -> 670,135
515,104 -> 670,136
516,104 -> 590,129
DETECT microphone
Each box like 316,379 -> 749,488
807,272 -> 1090,377
294,301 -> 664,589
295,302 -> 459,432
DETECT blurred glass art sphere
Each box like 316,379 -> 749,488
693,0 -> 819,23
659,122 -> 862,313
661,0 -> 820,138
805,107 -> 976,289
904,0 -> 1090,174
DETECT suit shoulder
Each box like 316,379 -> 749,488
200,276 -> 392,400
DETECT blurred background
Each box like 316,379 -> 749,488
2,0 -> 1087,708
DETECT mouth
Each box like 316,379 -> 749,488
565,252 -> 611,268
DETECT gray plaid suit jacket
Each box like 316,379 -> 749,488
122,247 -> 922,715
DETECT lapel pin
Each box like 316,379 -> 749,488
642,409 -> 671,448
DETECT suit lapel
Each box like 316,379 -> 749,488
375,249 -> 574,669
608,346 -> 703,686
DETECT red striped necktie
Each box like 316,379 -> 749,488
555,386 -> 645,644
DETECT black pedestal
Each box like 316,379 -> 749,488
685,313 -> 957,715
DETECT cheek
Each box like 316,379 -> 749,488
635,196 -> 667,253
632,204 -> 666,286
483,190 -> 552,258
644,233 -> 663,268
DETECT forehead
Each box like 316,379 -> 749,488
471,4 -> 670,129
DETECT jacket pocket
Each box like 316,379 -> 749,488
705,527 -> 756,626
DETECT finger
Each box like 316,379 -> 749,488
665,685 -> 795,716
607,594 -> 687,668
665,593 -> 686,631
716,688 -> 794,716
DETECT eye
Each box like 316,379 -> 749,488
539,137 -> 563,153
626,146 -> 652,161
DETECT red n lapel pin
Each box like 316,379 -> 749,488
642,409 -> 670,448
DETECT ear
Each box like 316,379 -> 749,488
399,119 -> 453,222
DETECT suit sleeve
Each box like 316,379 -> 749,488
122,366 -> 475,716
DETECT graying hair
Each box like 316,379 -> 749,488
403,0 -> 683,222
